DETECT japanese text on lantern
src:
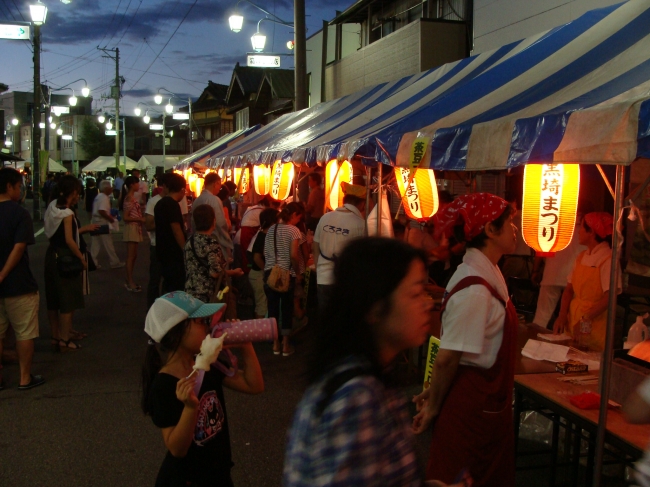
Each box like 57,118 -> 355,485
271,163 -> 283,199
399,168 -> 422,219
537,164 -> 563,252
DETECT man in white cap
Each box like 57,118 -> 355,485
312,182 -> 366,310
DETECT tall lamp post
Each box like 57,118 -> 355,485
30,0 -> 47,219
154,88 -> 192,154
228,0 -> 307,111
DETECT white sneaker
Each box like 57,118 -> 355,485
110,262 -> 126,269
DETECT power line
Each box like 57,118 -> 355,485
129,0 -> 199,90
143,39 -> 203,91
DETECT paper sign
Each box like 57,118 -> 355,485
423,336 -> 441,390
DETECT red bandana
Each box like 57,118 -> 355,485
435,193 -> 509,240
584,212 -> 613,238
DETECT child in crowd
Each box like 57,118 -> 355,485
141,291 -> 264,487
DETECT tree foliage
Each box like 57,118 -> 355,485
77,117 -> 114,161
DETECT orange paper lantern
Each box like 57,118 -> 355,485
270,160 -> 294,201
188,173 -> 198,195
395,167 -> 439,221
253,165 -> 271,195
233,167 -> 250,194
522,163 -> 580,256
325,160 -> 353,210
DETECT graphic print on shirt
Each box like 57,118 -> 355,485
194,390 -> 225,446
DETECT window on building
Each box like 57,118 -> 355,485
62,138 -> 73,149
205,127 -> 212,141
235,108 -> 249,130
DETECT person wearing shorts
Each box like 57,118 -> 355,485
0,168 -> 45,390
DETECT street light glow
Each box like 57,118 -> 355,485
50,122 -> 56,129
98,115 -> 105,123
62,134 -> 72,140
29,1 -> 48,25
229,14 -> 244,32
143,114 -> 151,124
154,94 -> 163,104
69,95 -> 78,106
172,113 -> 190,120
39,122 -> 45,129
149,124 -> 164,130
165,102 -> 173,114
106,121 -> 113,130
251,32 -> 266,52
134,107 -> 142,116
11,118 -> 18,126
56,127 -> 63,135
81,86 -> 90,97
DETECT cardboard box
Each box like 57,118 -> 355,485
556,360 -> 588,375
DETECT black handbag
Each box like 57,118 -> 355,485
56,252 -> 84,278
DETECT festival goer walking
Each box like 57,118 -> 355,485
412,193 -> 517,487
84,177 -> 98,215
239,195 -> 271,273
248,208 -> 278,318
264,202 -> 304,356
113,172 -> 124,200
90,180 -> 124,270
193,173 -> 233,262
142,291 -> 264,487
284,237 -> 434,486
44,175 -> 99,351
313,183 -> 366,311
145,173 -> 168,307
0,168 -> 44,390
121,176 -> 145,292
154,173 -> 187,294
185,205 -> 243,303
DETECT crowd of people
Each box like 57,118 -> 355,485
0,162 -> 632,486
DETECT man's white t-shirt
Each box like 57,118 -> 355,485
440,248 -> 510,369
145,194 -> 163,246
91,193 -> 111,225
241,204 -> 264,227
313,204 -> 365,285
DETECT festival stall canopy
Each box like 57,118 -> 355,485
213,0 -> 650,171
14,158 -> 67,173
176,126 -> 261,170
137,155 -> 188,170
82,156 -> 138,172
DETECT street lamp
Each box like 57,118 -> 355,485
251,29 -> 266,52
105,121 -> 113,130
154,88 -> 194,153
98,114 -> 105,123
143,112 -> 151,124
229,14 -> 243,32
31,0 -> 47,220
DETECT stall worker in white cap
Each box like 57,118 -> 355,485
553,212 -> 621,352
412,193 -> 518,487
312,182 -> 366,311
141,291 -> 264,487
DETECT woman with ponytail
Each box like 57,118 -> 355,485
263,202 -> 304,356
142,291 -> 264,487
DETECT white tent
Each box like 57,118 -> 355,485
137,155 -> 188,170
82,156 -> 138,172
14,158 -> 67,173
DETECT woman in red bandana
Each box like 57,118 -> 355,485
552,212 -> 621,352
412,193 -> 518,487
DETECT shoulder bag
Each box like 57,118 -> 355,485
266,224 -> 291,292
55,217 -> 84,278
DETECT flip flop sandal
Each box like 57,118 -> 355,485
59,339 -> 81,351
18,375 -> 45,390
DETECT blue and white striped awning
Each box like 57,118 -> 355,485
176,125 -> 261,170
214,0 -> 650,171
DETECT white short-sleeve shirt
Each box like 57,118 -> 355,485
91,193 -> 111,225
440,248 -> 510,369
145,194 -> 162,246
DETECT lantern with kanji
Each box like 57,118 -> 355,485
522,163 -> 580,256
233,167 -> 250,194
325,160 -> 352,210
395,166 -> 439,221
269,160 -> 294,201
253,165 -> 271,195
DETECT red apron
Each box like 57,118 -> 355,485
426,276 -> 518,487
240,226 -> 259,275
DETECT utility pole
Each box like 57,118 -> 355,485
294,0 -> 307,110
32,23 -> 41,220
98,46 -> 121,171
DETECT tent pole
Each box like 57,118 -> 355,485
377,163 -> 383,237
593,164 -> 625,487
365,166 -> 371,236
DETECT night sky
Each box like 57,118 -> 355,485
1,0 -> 350,113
